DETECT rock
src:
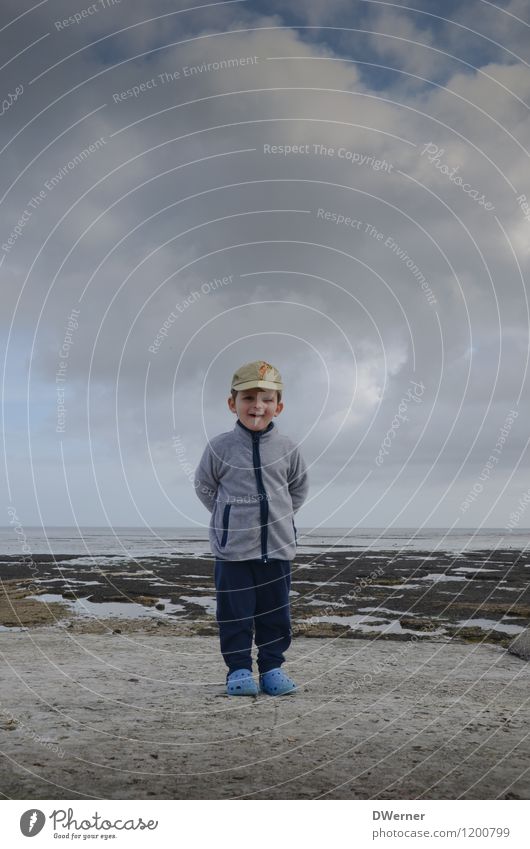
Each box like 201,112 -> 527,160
195,626 -> 217,636
134,595 -> 158,607
293,621 -> 350,638
373,578 -> 405,586
155,603 -> 165,610
508,630 -> 530,661
399,616 -> 437,631
450,626 -> 507,644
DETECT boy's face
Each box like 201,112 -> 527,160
228,388 -> 284,431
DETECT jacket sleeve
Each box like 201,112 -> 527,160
288,447 -> 309,513
194,443 -> 219,513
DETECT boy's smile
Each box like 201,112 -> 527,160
228,388 -> 284,431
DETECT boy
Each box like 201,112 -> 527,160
194,360 -> 309,696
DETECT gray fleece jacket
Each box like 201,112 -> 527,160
194,419 -> 309,562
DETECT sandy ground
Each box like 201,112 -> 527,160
0,629 -> 528,800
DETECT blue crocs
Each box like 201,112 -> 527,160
226,669 -> 258,696
259,667 -> 297,696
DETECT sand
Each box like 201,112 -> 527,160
0,629 -> 528,800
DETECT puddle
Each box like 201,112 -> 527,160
292,580 -> 350,587
400,556 -> 439,561
306,598 -> 346,607
27,593 -> 184,620
417,573 -> 467,583
301,613 -> 446,636
53,557 -> 134,567
32,578 -> 102,586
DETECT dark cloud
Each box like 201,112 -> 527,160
1,0 -> 529,528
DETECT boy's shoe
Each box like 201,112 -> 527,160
226,669 -> 258,696
259,667 -> 297,696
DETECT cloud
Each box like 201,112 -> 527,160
1,0 -> 529,528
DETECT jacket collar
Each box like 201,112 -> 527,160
235,419 -> 275,441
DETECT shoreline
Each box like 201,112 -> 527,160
1,548 -> 528,645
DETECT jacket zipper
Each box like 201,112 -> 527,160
251,432 -> 269,563
220,503 -> 231,548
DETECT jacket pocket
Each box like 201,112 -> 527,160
220,503 -> 231,548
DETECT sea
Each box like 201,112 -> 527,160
1,526 -> 529,559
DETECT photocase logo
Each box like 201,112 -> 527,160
20,809 -> 46,836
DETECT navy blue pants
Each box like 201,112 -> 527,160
214,558 -> 292,676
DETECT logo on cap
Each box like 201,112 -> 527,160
231,360 -> 283,391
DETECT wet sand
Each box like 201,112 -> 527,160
0,631 -> 528,799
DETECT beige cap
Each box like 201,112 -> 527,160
231,360 -> 284,392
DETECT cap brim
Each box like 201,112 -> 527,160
232,380 -> 283,391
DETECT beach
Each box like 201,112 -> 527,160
0,632 -> 528,800
0,544 -> 528,798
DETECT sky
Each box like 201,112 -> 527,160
1,0 -> 529,531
